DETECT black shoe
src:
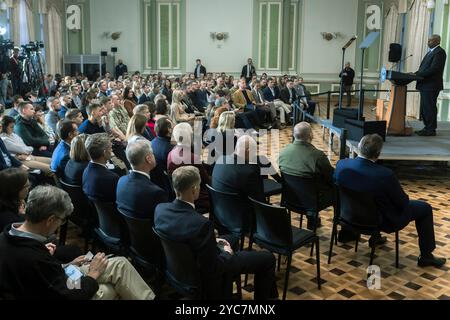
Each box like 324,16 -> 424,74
369,234 -> 387,248
416,130 -> 436,137
418,254 -> 446,268
306,217 -> 321,231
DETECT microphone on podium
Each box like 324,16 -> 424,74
343,35 -> 358,49
401,54 -> 413,62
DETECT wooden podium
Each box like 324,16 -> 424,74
376,71 -> 423,136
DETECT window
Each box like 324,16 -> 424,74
258,1 -> 282,70
158,1 -> 180,70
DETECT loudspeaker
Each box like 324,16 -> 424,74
332,108 -> 360,128
388,43 -> 402,63
101,51 -> 108,57
344,119 -> 387,142
111,47 -> 118,53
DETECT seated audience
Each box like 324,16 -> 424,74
154,166 -> 278,300
167,123 -> 210,211
126,114 -> 150,145
34,106 -> 57,149
1,116 -> 51,174
45,97 -> 62,134
82,133 -> 119,202
65,109 -> 84,127
279,122 -> 334,230
0,185 -> 155,300
151,117 -> 174,171
117,140 -> 167,219
0,168 -> 29,230
14,102 -> 51,157
109,94 -> 130,136
133,104 -> 155,141
154,99 -> 170,123
64,134 -> 90,185
51,121 -> 78,177
78,103 -> 106,135
335,134 -> 446,267
263,78 -> 292,124
123,87 -> 137,117
170,90 -> 195,125
8,95 -> 24,118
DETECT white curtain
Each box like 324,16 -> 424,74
405,0 -> 431,118
45,6 -> 63,75
380,4 -> 400,100
7,0 -> 20,45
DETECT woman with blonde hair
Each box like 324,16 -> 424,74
212,111 -> 237,161
63,134 -> 90,185
126,113 -> 150,144
170,90 -> 195,125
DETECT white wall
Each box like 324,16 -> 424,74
186,0 -> 254,74
300,0 -> 359,77
89,0 -> 141,73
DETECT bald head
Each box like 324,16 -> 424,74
235,135 -> 257,161
428,34 -> 441,49
293,122 -> 313,142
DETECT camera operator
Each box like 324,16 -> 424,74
9,47 -> 21,96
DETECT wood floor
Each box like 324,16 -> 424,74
64,106 -> 450,300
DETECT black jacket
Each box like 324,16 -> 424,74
241,65 -> 256,79
339,67 -> 355,86
0,139 -> 22,171
64,160 -> 89,186
416,46 -> 447,91
0,225 -> 99,300
154,200 -> 227,299
0,208 -> 24,231
280,87 -> 297,105
194,65 -> 207,78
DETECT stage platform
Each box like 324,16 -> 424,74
347,121 -> 450,161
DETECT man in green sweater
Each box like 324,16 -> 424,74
279,122 -> 335,230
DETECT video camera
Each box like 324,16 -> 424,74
0,39 -> 14,52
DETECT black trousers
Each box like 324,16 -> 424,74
394,200 -> 436,256
419,90 -> 440,133
344,85 -> 353,107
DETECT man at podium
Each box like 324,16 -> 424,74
414,35 -> 447,136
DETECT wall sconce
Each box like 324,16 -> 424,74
101,32 -> 122,40
0,1 -> 7,11
321,32 -> 342,41
210,32 -> 229,41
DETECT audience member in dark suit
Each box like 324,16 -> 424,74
115,59 -> 128,79
294,78 -> 316,117
78,104 -> 106,135
279,122 -> 334,230
194,59 -> 207,79
151,117 -> 174,172
154,166 -> 278,300
263,79 -> 292,123
50,121 -> 78,177
415,34 -> 447,136
280,80 -> 299,117
63,134 -> 89,185
117,140 -> 168,219
241,58 -> 257,84
137,85 -> 152,105
0,168 -> 28,230
13,102 -> 50,157
82,133 -> 119,202
335,134 -> 446,267
212,135 -> 265,202
338,62 -> 355,107
0,138 -> 24,171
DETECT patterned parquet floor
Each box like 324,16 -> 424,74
65,103 -> 450,300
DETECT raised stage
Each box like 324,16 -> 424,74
346,121 -> 450,161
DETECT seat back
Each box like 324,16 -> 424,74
91,200 -> 126,242
249,197 -> 293,248
338,186 -> 378,232
153,227 -> 201,297
120,211 -> 163,267
206,184 -> 250,236
281,173 -> 318,212
59,179 -> 96,228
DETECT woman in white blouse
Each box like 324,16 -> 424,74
0,116 -> 51,173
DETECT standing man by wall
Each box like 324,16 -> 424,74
241,58 -> 256,85
9,47 -> 21,96
415,35 -> 447,137
194,59 -> 207,79
337,62 -> 355,107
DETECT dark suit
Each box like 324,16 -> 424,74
116,171 -> 168,220
63,160 -> 88,185
212,154 -> 265,203
241,64 -> 256,83
194,65 -> 207,78
138,94 -> 152,105
335,157 -> 436,255
50,141 -> 70,177
263,86 -> 281,102
82,162 -> 119,202
415,46 -> 447,133
280,87 -> 297,105
0,139 -> 22,171
151,136 -> 174,171
154,199 -> 277,300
